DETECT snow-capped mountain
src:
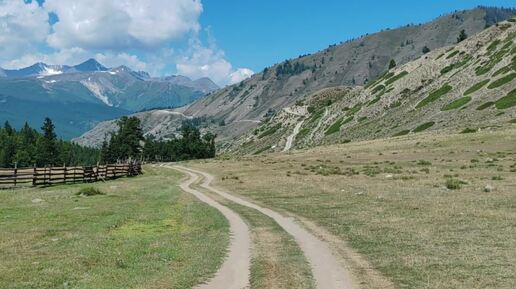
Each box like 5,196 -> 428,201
0,59 -> 219,139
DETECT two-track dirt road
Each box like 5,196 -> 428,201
168,165 -> 354,289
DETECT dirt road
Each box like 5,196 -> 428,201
174,165 -> 354,289
170,166 -> 251,289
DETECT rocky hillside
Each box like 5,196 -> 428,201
227,19 -> 516,155
76,7 -> 516,147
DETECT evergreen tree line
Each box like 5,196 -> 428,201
0,118 -> 99,168
100,117 -> 216,163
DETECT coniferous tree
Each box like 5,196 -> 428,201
36,117 -> 59,166
388,59 -> 397,69
457,29 -> 468,43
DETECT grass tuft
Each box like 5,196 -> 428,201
464,79 -> 490,96
476,101 -> 495,110
487,73 -> 516,89
385,71 -> 408,86
392,130 -> 410,137
76,187 -> 105,196
441,97 -> 471,111
495,89 -> 516,109
416,84 -> 452,108
413,121 -> 435,133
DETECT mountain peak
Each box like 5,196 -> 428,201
74,58 -> 108,72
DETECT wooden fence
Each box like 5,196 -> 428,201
0,162 -> 142,188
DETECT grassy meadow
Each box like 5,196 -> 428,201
189,127 -> 516,289
0,166 -> 229,289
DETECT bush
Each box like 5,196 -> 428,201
476,101 -> 495,110
416,84 -> 452,108
76,187 -> 105,196
445,178 -> 465,190
461,128 -> 478,134
487,72 -> 516,89
511,119 -> 516,124
413,121 -> 435,133
441,96 -> 471,111
385,71 -> 408,86
495,89 -> 516,109
393,130 -> 410,137
464,79 -> 490,95
417,160 -> 432,166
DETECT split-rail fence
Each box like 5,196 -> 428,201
0,162 -> 142,188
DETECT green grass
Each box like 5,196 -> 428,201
446,50 -> 460,59
76,187 -> 105,196
372,84 -> 385,94
0,167 -> 229,289
347,102 -> 363,116
461,128 -> 478,134
487,72 -> 516,89
510,119 -> 516,124
254,145 -> 272,155
476,101 -> 495,110
416,84 -> 452,108
258,124 -> 282,139
441,96 -> 471,111
392,130 -> 410,137
486,39 -> 501,52
495,88 -> 516,109
384,71 -> 408,86
216,201 -> 315,289
413,121 -> 435,133
325,117 -> 345,135
492,65 -> 511,77
368,95 -> 381,106
464,79 -> 490,96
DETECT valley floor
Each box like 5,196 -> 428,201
0,167 -> 229,289
186,127 -> 516,289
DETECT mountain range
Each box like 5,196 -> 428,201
0,59 -> 218,139
74,6 -> 516,149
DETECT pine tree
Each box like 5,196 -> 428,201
422,46 -> 431,54
36,117 -> 59,166
457,29 -> 468,43
388,59 -> 397,69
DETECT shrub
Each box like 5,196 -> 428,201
464,79 -> 490,95
511,119 -> 516,124
487,72 -> 516,89
441,97 -> 471,111
325,118 -> 345,135
445,178 -> 465,190
476,101 -> 495,110
385,71 -> 408,85
446,50 -> 460,59
393,130 -> 410,137
495,89 -> 516,109
416,84 -> 452,108
492,66 -> 511,77
258,124 -> 281,139
76,187 -> 105,196
413,121 -> 435,133
417,160 -> 432,166
461,128 -> 478,134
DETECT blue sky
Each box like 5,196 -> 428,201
0,0 -> 514,85
200,0 -> 516,72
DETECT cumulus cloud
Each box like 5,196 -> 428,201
0,0 -> 251,85
0,0 -> 50,59
176,40 -> 254,86
44,0 -> 203,50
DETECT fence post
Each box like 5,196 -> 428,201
13,162 -> 18,187
63,164 -> 67,184
32,164 -> 36,186
48,166 -> 52,186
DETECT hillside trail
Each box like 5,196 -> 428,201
309,107 -> 329,141
283,120 -> 304,152
175,165 -> 355,289
166,165 -> 251,289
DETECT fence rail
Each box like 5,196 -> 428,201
0,162 -> 142,188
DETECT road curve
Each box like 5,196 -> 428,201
177,166 -> 354,289
169,166 -> 251,289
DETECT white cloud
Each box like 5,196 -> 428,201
44,0 -> 203,50
176,40 -> 253,86
0,0 -> 50,59
229,68 -> 254,84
